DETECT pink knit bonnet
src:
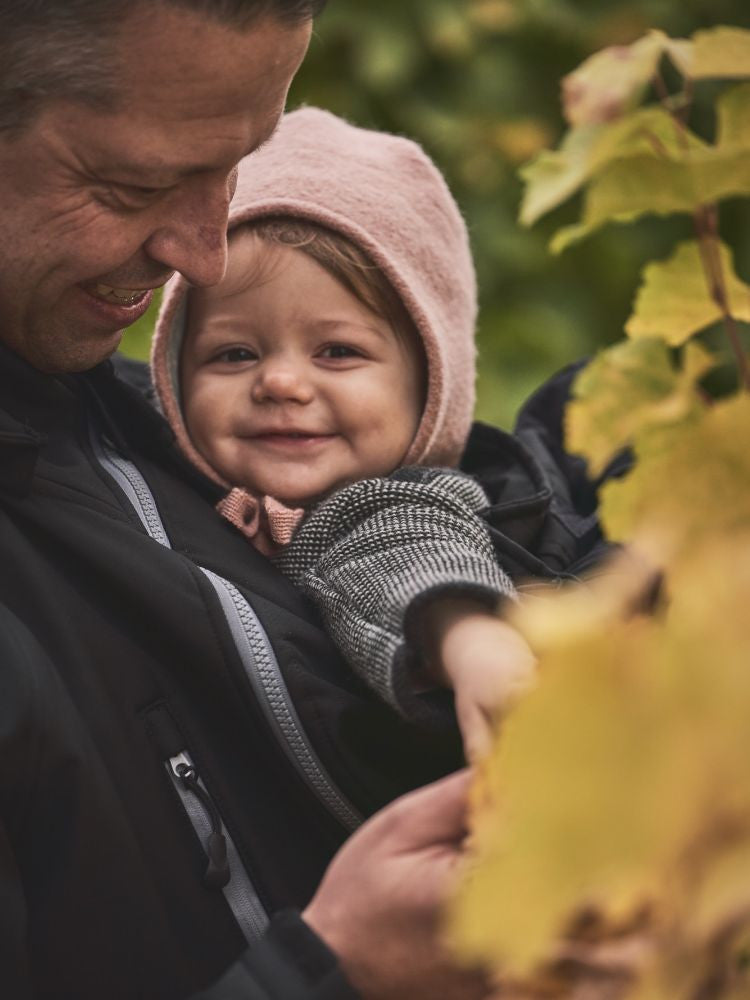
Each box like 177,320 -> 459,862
151,106 -> 478,489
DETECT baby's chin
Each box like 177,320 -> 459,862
235,480 -> 334,510
241,475 -> 357,510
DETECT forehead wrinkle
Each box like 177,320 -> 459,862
91,10 -> 306,180
112,10 -> 302,112
80,113 -> 275,189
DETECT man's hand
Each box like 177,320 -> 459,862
303,770 -> 492,1000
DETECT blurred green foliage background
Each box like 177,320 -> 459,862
121,0 -> 750,428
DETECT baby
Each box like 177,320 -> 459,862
152,108 -> 537,761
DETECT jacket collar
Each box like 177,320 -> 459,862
0,342 -> 61,495
0,339 -> 82,433
0,339 -> 222,503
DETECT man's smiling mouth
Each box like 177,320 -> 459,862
89,284 -> 151,306
80,275 -> 174,307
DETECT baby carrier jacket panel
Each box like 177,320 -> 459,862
0,344 -> 462,1000
460,363 -> 627,582
97,359 -> 465,807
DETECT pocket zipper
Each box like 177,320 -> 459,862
165,749 -> 269,941
170,753 -> 230,889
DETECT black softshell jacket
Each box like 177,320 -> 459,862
0,344 -> 462,1000
462,361 -> 626,583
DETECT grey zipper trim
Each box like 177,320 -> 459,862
89,431 -> 171,547
90,427 -> 268,939
168,752 -> 268,941
90,429 -> 362,829
201,569 -> 364,833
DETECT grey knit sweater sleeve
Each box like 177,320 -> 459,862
275,467 -> 515,722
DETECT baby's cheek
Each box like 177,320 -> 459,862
183,392 -> 219,454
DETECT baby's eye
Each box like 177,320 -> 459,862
214,347 -> 257,363
318,344 -> 362,360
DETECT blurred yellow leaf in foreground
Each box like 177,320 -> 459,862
450,533 -> 750,994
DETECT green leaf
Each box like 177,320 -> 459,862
691,27 -> 750,80
601,393 -> 750,546
519,124 -> 602,227
520,106 -> 705,227
716,81 -> 750,149
561,30 -> 682,127
566,338 -> 711,477
551,147 -> 750,252
561,31 -> 662,127
626,240 -> 750,345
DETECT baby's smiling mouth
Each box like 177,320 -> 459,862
249,430 -> 336,444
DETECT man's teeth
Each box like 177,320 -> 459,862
93,284 -> 149,305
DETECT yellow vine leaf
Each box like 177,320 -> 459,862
449,534 -> 750,982
450,614 -> 664,975
520,106 -> 706,227
628,537 -> 750,999
626,240 -> 750,344
691,27 -> 750,80
716,81 -> 750,149
600,393 -> 750,551
551,147 -> 750,253
507,547 -> 658,653
565,338 -> 710,478
561,31 -> 684,127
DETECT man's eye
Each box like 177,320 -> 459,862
108,183 -> 167,208
215,347 -> 256,363
128,184 -> 163,196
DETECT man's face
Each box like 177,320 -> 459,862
0,6 -> 311,373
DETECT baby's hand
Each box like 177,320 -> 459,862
425,599 -> 537,762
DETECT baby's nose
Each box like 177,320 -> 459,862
252,360 -> 313,404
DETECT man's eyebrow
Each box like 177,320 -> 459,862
103,160 -> 232,184
106,130 -> 280,186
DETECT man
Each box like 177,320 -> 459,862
0,2 -> 489,998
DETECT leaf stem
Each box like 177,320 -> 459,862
694,205 -> 750,391
641,129 -> 669,158
677,76 -> 694,129
653,68 -> 691,154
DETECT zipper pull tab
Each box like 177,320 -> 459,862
171,755 -> 231,889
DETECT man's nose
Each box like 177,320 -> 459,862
251,358 -> 314,405
143,174 -> 232,288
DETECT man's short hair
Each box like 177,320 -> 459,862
0,0 -> 327,134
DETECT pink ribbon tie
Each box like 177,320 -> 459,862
216,488 -> 304,556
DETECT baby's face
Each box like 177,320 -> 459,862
181,230 -> 423,507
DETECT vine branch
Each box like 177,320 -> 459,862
694,204 -> 750,392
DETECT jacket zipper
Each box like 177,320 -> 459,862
201,569 -> 363,832
170,752 -> 230,889
167,751 -> 268,941
91,427 -> 362,830
89,428 -> 171,546
90,427 -> 270,939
